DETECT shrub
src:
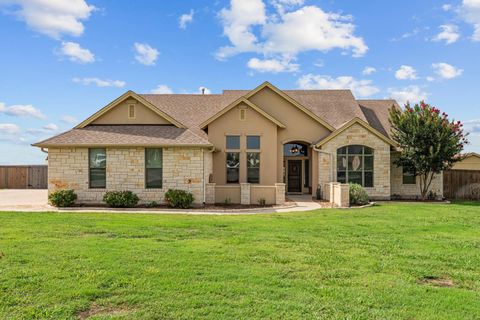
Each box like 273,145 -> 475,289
223,197 -> 231,205
349,183 -> 369,206
48,189 -> 77,207
164,189 -> 194,209
146,201 -> 159,208
103,191 -> 139,208
258,197 -> 266,206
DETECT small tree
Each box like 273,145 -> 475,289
389,101 -> 468,200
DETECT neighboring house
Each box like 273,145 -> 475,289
451,153 -> 480,171
33,82 -> 442,205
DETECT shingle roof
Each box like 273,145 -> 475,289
33,125 -> 211,147
358,100 -> 400,138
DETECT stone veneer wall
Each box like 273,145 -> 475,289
390,153 -> 443,199
48,147 -> 206,205
317,123 -> 391,200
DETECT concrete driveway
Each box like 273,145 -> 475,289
0,189 -> 50,211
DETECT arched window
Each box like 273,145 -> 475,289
337,145 -> 373,187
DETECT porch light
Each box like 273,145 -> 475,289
290,145 -> 299,154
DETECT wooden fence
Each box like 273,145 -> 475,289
443,169 -> 480,200
0,165 -> 47,189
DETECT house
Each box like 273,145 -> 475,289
33,82 -> 443,205
451,153 -> 480,171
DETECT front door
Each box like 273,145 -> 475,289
288,160 -> 302,193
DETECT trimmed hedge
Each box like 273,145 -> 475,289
164,189 -> 194,209
48,189 -> 77,207
103,191 -> 139,208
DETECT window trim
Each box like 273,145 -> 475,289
145,148 -> 163,189
337,145 -> 374,188
88,148 -> 106,189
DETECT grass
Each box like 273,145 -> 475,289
0,203 -> 479,319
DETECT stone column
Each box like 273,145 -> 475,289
240,183 -> 251,205
205,183 -> 216,204
339,183 -> 350,207
275,183 -> 286,205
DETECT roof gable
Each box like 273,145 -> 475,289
244,81 -> 336,131
199,97 -> 286,129
315,117 -> 397,147
76,91 -> 186,129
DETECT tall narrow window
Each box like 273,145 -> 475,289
402,168 -> 416,184
337,145 -> 373,187
145,148 -> 163,188
226,152 -> 240,183
89,148 -> 106,188
128,104 -> 135,118
304,159 -> 310,188
247,152 -> 260,183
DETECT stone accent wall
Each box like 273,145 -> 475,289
48,147 -> 206,205
275,183 -> 285,205
318,123 -> 391,200
240,183 -> 251,205
390,153 -> 443,199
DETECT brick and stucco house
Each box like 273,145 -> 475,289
33,82 -> 442,205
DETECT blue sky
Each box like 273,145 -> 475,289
1,0 -> 479,164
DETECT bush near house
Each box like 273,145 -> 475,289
349,183 -> 369,206
103,191 -> 139,208
48,189 -> 77,207
164,189 -> 195,208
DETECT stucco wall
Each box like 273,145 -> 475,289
390,153 -> 443,199
318,123 -> 391,200
47,147 -> 205,205
208,101 -> 278,185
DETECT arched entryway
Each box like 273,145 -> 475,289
283,141 -> 312,194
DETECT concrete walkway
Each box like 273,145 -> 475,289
0,189 -> 324,214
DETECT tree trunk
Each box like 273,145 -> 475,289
419,172 -> 435,201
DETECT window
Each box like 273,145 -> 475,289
89,148 -> 106,188
226,152 -> 240,183
145,149 -> 163,188
304,159 -> 310,188
247,135 -> 260,150
337,145 -> 373,187
240,109 -> 246,121
247,152 -> 260,183
284,143 -> 308,156
402,168 -> 416,184
128,104 -> 135,118
226,135 -> 240,149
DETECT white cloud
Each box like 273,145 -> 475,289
362,66 -> 376,75
442,4 -> 453,11
133,42 -> 159,66
150,85 -> 173,94
297,74 -> 379,97
464,118 -> 480,134
247,57 -> 299,73
459,0 -> 480,41
0,123 -> 21,134
0,102 -> 46,119
61,115 -> 77,124
59,41 -> 95,63
42,123 -> 58,131
72,77 -> 126,87
387,85 -> 428,106
426,76 -> 435,82
216,1 -> 367,63
432,24 -> 460,44
198,86 -> 211,94
432,62 -> 463,79
179,9 -> 194,29
395,65 -> 418,80
0,0 -> 95,39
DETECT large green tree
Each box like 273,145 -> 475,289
389,101 -> 468,200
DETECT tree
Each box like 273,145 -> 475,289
389,101 -> 468,200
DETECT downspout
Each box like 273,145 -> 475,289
312,145 -> 334,182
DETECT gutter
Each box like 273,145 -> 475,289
312,145 -> 334,182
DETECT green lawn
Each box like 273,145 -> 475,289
0,203 -> 479,319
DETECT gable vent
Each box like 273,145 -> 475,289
240,109 -> 246,121
128,104 -> 135,119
